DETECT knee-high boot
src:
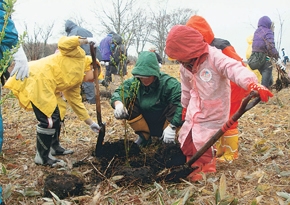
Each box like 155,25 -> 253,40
50,123 -> 73,156
34,126 -> 61,167
187,147 -> 216,181
216,129 -> 239,162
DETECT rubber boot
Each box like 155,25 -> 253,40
187,148 -> 216,182
187,158 -> 203,181
50,123 -> 73,156
216,136 -> 238,163
34,126 -> 61,167
216,129 -> 239,163
128,114 -> 151,147
215,136 -> 225,158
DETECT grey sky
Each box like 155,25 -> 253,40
13,0 -> 290,59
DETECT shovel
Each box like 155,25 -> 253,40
158,91 -> 261,182
90,43 -> 106,157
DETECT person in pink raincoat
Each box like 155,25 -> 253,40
165,25 -> 273,181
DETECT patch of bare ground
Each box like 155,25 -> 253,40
0,64 -> 290,204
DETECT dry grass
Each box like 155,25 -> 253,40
1,64 -> 290,205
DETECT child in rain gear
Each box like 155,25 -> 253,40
185,15 -> 252,162
110,51 -> 183,146
165,25 -> 273,181
4,36 -> 101,167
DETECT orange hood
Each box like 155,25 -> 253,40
186,15 -> 215,44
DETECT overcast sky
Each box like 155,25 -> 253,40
13,0 -> 290,59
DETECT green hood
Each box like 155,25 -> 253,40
131,51 -> 160,78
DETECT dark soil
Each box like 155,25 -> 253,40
92,139 -> 187,186
43,173 -> 84,199
46,139 -> 186,198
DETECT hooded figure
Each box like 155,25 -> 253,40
185,15 -> 250,163
110,51 -> 183,147
65,20 -> 103,103
252,16 -> 279,89
4,36 -> 101,167
252,16 -> 278,57
99,31 -> 127,83
99,33 -> 113,62
165,25 -> 272,181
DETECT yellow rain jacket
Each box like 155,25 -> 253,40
246,34 -> 262,83
5,36 -> 92,121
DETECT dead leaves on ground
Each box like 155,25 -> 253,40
0,65 -> 290,204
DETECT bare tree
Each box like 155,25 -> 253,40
92,0 -> 141,49
170,8 -> 197,25
22,22 -> 55,60
275,11 -> 285,52
133,13 -> 152,54
40,22 -> 55,56
149,9 -> 171,62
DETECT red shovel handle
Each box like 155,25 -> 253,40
186,91 -> 260,167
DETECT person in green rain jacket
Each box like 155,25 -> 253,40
111,51 -> 183,146
4,36 -> 101,167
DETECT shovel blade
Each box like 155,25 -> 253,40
95,123 -> 106,157
157,165 -> 199,183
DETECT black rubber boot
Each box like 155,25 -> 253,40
135,133 -> 152,147
50,123 -> 73,156
34,126 -> 61,167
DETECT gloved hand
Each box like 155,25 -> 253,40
248,83 -> 273,102
158,63 -> 162,68
90,122 -> 100,133
87,37 -> 97,47
276,59 -> 286,72
10,46 -> 29,80
182,107 -> 187,121
161,124 -> 176,143
114,102 -> 129,119
100,61 -> 105,65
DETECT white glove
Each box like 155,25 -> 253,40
10,46 -> 29,80
114,102 -> 128,119
87,37 -> 97,47
276,58 -> 286,71
158,63 -> 162,68
105,62 -> 109,66
100,61 -> 105,65
90,122 -> 100,133
161,124 -> 176,143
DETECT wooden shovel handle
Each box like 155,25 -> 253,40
89,43 -> 102,125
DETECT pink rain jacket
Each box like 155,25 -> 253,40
166,25 -> 258,151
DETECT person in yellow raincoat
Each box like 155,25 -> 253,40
4,36 -> 101,167
246,34 -> 262,83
